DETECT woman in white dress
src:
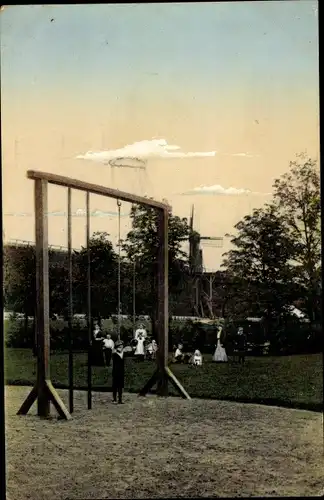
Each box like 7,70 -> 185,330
134,334 -> 145,361
134,324 -> 147,341
213,326 -> 228,362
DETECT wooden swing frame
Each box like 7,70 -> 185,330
17,170 -> 190,420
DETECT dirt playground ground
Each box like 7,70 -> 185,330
5,386 -> 323,499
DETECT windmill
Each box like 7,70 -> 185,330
180,205 -> 223,317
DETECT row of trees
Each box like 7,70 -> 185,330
3,211 -> 193,337
4,153 -> 321,351
222,153 -> 321,321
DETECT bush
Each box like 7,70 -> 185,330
5,314 -> 35,348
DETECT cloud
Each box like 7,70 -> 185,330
4,212 -> 30,217
180,184 -> 272,196
230,152 -> 259,158
220,152 -> 260,158
75,138 -> 216,165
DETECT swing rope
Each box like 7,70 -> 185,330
117,199 -> 122,340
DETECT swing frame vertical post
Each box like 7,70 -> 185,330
67,187 -> 74,413
86,192 -> 92,410
34,179 -> 50,416
156,208 -> 169,396
132,258 -> 136,334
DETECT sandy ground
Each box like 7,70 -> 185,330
5,386 -> 324,499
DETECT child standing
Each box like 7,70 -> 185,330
112,340 -> 125,404
193,349 -> 203,366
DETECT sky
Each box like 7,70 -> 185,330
1,1 -> 319,270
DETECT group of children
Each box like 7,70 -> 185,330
93,322 -> 160,404
133,325 -> 158,361
174,344 -> 203,365
93,321 -> 246,404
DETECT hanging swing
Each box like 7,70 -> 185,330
116,199 -> 122,340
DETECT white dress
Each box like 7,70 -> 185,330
134,328 -> 147,341
135,337 -> 145,356
213,328 -> 228,362
193,353 -> 202,365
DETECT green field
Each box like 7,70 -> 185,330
4,348 -> 323,411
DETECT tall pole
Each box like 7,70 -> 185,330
67,188 -> 74,413
117,200 -> 121,341
133,258 -> 136,335
156,208 -> 169,396
86,192 -> 92,410
35,179 -> 50,416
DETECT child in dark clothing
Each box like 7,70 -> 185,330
112,340 -> 125,404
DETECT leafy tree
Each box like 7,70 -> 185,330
122,204 -> 191,337
74,232 -> 118,325
3,244 -> 36,332
272,153 -> 321,322
48,249 -> 71,319
221,204 -> 298,342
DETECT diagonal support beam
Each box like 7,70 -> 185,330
17,384 -> 38,415
165,366 -> 191,399
17,380 -> 72,420
138,366 -> 191,399
138,369 -> 159,397
46,380 -> 72,420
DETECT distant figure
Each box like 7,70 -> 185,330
134,333 -> 145,361
213,326 -> 228,362
91,322 -> 105,366
236,327 -> 246,364
174,343 -> 184,363
93,322 -> 102,341
146,341 -> 153,360
112,340 -> 125,404
151,339 -> 158,360
193,349 -> 203,366
134,324 -> 147,341
103,333 -> 114,367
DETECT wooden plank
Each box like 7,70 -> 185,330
138,369 -> 159,397
156,209 -> 169,396
165,367 -> 191,400
86,192 -> 92,410
17,384 -> 38,415
27,170 -> 171,211
35,179 -> 51,417
67,187 -> 74,413
46,380 -> 72,420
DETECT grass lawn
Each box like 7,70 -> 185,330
5,386 -> 324,499
4,348 -> 323,411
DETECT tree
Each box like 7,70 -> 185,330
74,232 -> 118,325
122,204 -> 191,337
221,204 -> 298,341
272,153 -> 321,322
48,249 -> 71,319
3,244 -> 36,328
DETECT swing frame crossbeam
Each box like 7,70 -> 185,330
17,170 -> 190,420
